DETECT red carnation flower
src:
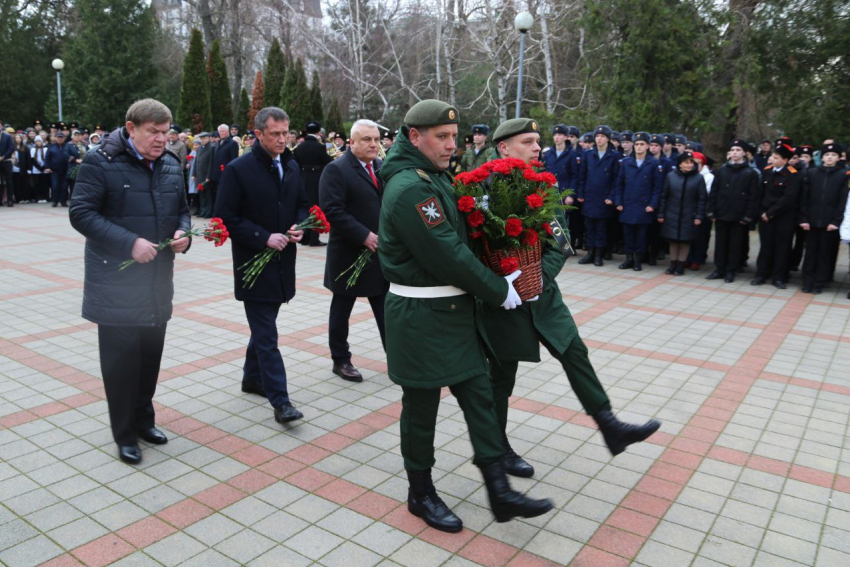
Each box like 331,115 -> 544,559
467,209 -> 485,228
454,172 -> 471,185
529,159 -> 544,168
197,183 -> 204,192
522,229 -> 539,247
500,257 -> 520,274
543,222 -> 554,236
505,217 -> 523,237
503,158 -> 529,170
469,229 -> 483,239
526,193 -> 544,209
469,168 -> 490,183
457,195 -> 476,213
489,161 -> 512,175
538,172 -> 557,186
523,168 -> 542,182
220,164 -> 225,171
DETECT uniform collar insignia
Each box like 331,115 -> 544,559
415,168 -> 432,182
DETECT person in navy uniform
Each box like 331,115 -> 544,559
613,132 -> 663,271
543,124 -> 582,248
751,141 -> 802,289
577,125 -> 620,266
620,130 -> 634,157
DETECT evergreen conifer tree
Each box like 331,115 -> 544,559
237,88 -> 250,131
326,98 -> 345,136
178,29 -> 211,132
207,39 -> 233,127
279,59 -> 312,131
309,69 -> 325,125
248,71 -> 263,130
263,39 -> 286,112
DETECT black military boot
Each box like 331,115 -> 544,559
407,469 -> 463,533
603,246 -> 614,261
502,431 -> 534,478
665,260 -> 677,275
593,408 -> 661,456
674,262 -> 685,276
647,247 -> 657,266
578,248 -> 595,265
633,253 -> 643,271
593,248 -> 604,266
618,254 -> 634,270
479,461 -> 553,523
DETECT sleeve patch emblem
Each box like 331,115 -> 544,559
416,196 -> 445,228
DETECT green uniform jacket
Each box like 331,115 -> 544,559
461,144 -> 495,172
378,128 -> 508,389
479,213 -> 579,362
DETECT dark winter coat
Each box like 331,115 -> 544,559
209,136 -> 239,182
707,161 -> 761,223
613,155 -> 664,225
45,142 -> 72,176
543,145 -> 574,193
799,166 -> 849,228
294,135 -> 333,205
658,168 -> 707,242
759,165 -> 801,219
213,142 -> 309,303
69,127 -> 191,327
0,132 -> 13,160
319,149 -> 388,297
577,146 -> 620,218
194,142 -> 214,184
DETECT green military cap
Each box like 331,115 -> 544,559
492,118 -> 539,144
403,99 -> 459,128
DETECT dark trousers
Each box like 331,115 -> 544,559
790,226 -> 807,270
400,373 -> 503,471
488,336 -> 610,432
0,161 -> 13,203
713,220 -> 748,274
584,217 -> 608,248
567,203 -> 585,246
647,221 -> 664,259
243,301 -> 290,409
622,223 -> 649,254
756,214 -> 796,281
329,292 -> 387,364
200,181 -> 216,216
13,172 -> 28,202
33,175 -> 50,201
687,220 -> 713,265
98,324 -> 167,445
802,228 -> 840,288
607,218 -> 623,253
51,172 -> 68,205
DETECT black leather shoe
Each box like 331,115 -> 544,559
773,280 -> 787,290
578,248 -> 595,265
665,261 -> 677,275
593,250 -> 604,266
603,250 -> 613,261
633,253 -> 642,271
593,408 -> 661,456
802,284 -> 813,293
274,403 -> 304,424
618,254 -> 634,270
309,241 -> 328,247
333,362 -> 363,383
241,381 -> 267,396
813,287 -> 822,295
724,273 -> 735,283
138,428 -> 168,445
502,431 -> 534,478
750,277 -> 766,286
674,262 -> 685,276
407,470 -> 463,533
118,444 -> 142,464
479,461 -> 553,523
706,270 -> 724,280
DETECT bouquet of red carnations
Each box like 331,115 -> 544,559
239,206 -> 331,288
453,158 -> 566,299
118,218 -> 229,271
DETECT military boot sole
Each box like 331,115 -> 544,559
604,419 -> 662,456
491,497 -> 554,523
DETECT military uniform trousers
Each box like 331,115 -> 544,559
713,220 -> 748,274
400,373 -> 504,472
622,223 -> 649,254
98,324 -> 167,446
756,213 -> 796,281
803,228 -> 840,288
789,226 -> 807,270
488,334 -> 610,431
567,202 -> 585,247
583,217 -> 608,248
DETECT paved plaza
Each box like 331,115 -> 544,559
1,204 -> 850,567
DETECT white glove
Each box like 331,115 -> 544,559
501,270 -> 523,309
526,276 -> 543,302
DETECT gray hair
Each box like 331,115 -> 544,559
126,98 -> 172,126
350,119 -> 379,139
254,107 -> 290,132
217,124 -> 230,134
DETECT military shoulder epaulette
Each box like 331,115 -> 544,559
788,166 -> 797,173
415,169 -> 432,182
542,147 -> 551,153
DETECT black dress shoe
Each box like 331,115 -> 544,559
813,287 -> 822,295
773,280 -> 787,290
333,362 -> 363,383
309,241 -> 328,247
502,431 -> 534,478
407,470 -> 463,533
138,428 -> 168,445
479,461 -> 553,523
274,403 -> 304,423
578,249 -> 595,265
801,284 -> 813,293
724,273 -> 735,283
118,444 -> 142,464
706,270 -> 724,280
593,408 -> 661,456
241,381 -> 267,396
750,277 -> 766,286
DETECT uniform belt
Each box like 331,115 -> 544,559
389,283 -> 467,298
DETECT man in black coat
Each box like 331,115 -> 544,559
294,121 -> 333,246
214,107 -> 309,425
706,140 -> 761,283
0,129 -> 14,206
319,119 -> 388,383
69,99 -> 191,465
751,142 -> 802,289
208,124 -> 239,213
194,132 -> 214,217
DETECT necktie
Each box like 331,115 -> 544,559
143,158 -> 153,170
275,160 -> 283,180
366,162 -> 378,188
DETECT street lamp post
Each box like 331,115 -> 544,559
514,12 -> 534,119
52,59 -> 65,122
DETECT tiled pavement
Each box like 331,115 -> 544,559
1,205 -> 850,567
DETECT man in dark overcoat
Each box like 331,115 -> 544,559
208,124 -> 239,213
320,119 -> 388,383
294,121 -> 333,246
214,107 -> 309,424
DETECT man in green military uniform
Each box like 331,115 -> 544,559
460,124 -> 493,172
481,118 -> 662,478
378,101 -> 553,533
